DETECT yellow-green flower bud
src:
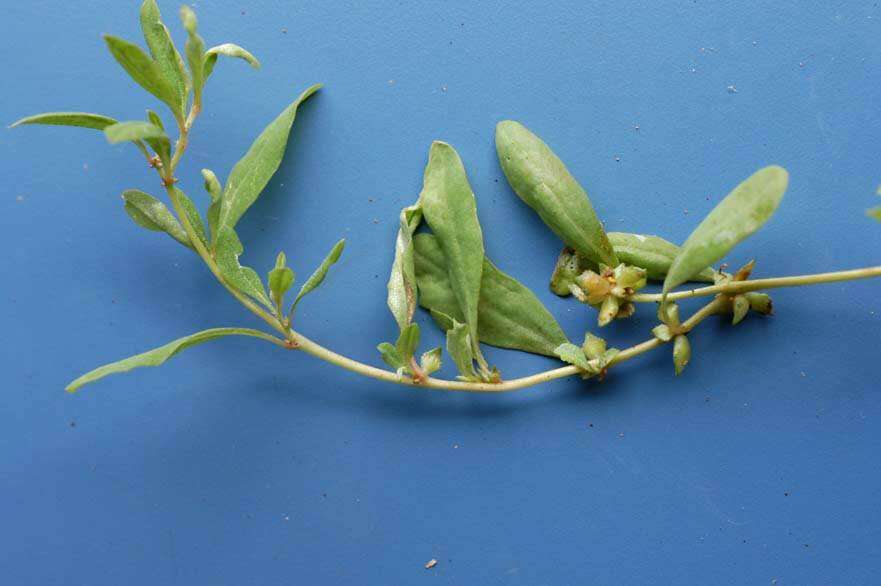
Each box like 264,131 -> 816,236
549,248 -> 583,296
746,292 -> 773,315
598,295 -> 620,327
732,294 -> 750,325
582,333 -> 607,359
673,334 -> 691,376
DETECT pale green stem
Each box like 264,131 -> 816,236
630,265 -> 881,303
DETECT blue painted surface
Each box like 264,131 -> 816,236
2,1 -> 880,583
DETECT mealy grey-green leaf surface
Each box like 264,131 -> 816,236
663,166 -> 789,293
66,327 -> 276,392
139,0 -> 187,115
215,84 -> 321,237
122,189 -> 191,248
180,6 -> 206,101
9,112 -> 118,130
608,232 -> 715,282
201,168 -> 223,243
104,120 -> 168,145
173,187 -> 208,248
291,239 -> 345,312
204,43 -> 260,80
419,141 -> 485,350
386,202 -> 422,331
103,35 -> 181,114
495,120 -> 618,267
553,342 -> 591,371
215,226 -> 271,307
414,233 -> 568,357
446,318 -> 477,380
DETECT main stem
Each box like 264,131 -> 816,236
630,265 -> 881,303
159,99 -> 881,394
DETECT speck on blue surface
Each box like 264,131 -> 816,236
1,1 -> 880,584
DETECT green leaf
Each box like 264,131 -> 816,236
446,319 -> 478,381
495,120 -> 618,267
553,343 -> 591,371
203,43 -> 261,80
607,233 -> 715,282
9,112 -> 118,130
377,342 -> 406,373
268,252 -> 295,306
173,187 -> 208,248
201,168 -> 223,242
180,6 -> 206,101
146,109 -> 165,131
103,35 -> 181,116
122,189 -> 191,248
66,327 -> 276,392
395,323 -> 420,363
414,233 -> 568,357
419,141 -> 485,353
139,0 -> 187,114
386,201 -> 423,331
215,226 -> 271,307
104,120 -> 168,145
663,166 -> 789,293
868,206 -> 881,222
290,239 -> 345,313
216,84 -> 322,237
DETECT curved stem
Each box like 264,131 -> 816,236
630,265 -> 881,303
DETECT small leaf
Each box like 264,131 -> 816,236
268,252 -> 295,306
868,206 -> 881,222
395,323 -> 420,363
386,201 -> 423,331
215,226 -> 271,307
290,239 -> 345,313
204,43 -> 261,79
104,120 -> 168,145
377,342 -> 406,373
495,120 -> 618,267
103,35 -> 181,116
420,141 -> 485,353
146,109 -> 165,131
66,327 -> 276,392
201,168 -> 223,242
9,112 -> 118,130
173,187 -> 208,248
139,0 -> 187,114
180,6 -> 206,101
553,343 -> 591,371
663,166 -> 789,293
419,347 -> 442,375
446,319 -> 478,381
215,84 -> 321,237
122,189 -> 191,248
414,233 -> 568,357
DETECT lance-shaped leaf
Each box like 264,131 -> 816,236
386,201 -> 422,331
201,168 -> 223,242
663,166 -> 789,293
139,0 -> 187,114
215,226 -> 271,307
180,6 -> 206,102
103,35 -> 181,115
146,109 -> 165,131
395,323 -> 420,364
66,327 -> 278,392
419,141 -> 485,352
290,239 -> 345,313
445,317 -> 478,381
172,187 -> 208,248
122,189 -> 191,248
268,252 -> 295,307
9,112 -> 118,130
608,233 -> 715,282
495,120 -> 618,267
204,43 -> 261,80
414,233 -> 568,357
377,342 -> 406,373
104,120 -> 168,146
215,84 -> 321,238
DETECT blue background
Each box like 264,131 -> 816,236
2,1 -> 880,584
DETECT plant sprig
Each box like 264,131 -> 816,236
10,2 -> 881,395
